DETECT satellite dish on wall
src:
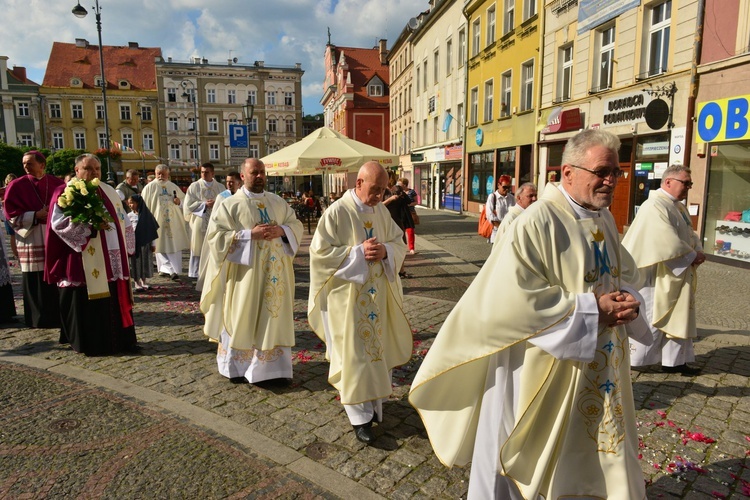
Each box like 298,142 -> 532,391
233,57 -> 238,63
407,17 -> 418,31
645,98 -> 670,130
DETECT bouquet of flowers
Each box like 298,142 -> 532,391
57,177 -> 114,228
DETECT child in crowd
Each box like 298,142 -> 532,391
126,194 -> 159,292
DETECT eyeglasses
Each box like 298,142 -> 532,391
500,184 -> 511,190
569,164 -> 624,179
668,178 -> 693,188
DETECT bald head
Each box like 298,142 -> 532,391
242,158 -> 266,193
355,161 -> 388,206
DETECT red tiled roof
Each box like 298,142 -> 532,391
333,46 -> 389,108
43,41 -> 161,90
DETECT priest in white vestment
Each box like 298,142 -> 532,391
622,164 -> 704,376
183,162 -> 224,278
308,162 -> 412,445
141,164 -> 189,279
200,158 -> 303,384
493,182 -> 537,248
410,130 -> 650,499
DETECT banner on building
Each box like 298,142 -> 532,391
577,0 -> 639,34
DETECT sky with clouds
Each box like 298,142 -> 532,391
1,0 -> 424,115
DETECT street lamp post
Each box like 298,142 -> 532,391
264,129 -> 271,156
72,0 -> 114,183
181,80 -> 199,169
244,98 -> 254,159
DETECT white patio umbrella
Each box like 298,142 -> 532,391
261,127 -> 398,175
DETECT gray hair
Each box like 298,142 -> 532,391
155,164 -> 169,174
75,153 -> 100,167
562,129 -> 621,167
516,182 -> 537,196
661,164 -> 691,186
125,169 -> 139,177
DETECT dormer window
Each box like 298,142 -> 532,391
94,76 -> 103,88
118,79 -> 130,89
367,76 -> 385,97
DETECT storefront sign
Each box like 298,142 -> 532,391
669,127 -> 686,166
541,108 -> 582,134
444,145 -> 463,161
603,93 -> 646,126
641,141 -> 669,155
410,153 -> 424,162
696,94 -> 750,143
476,128 -> 484,146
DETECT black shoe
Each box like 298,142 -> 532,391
229,376 -> 248,384
158,272 -> 170,277
353,423 -> 374,444
662,364 -> 701,376
170,273 -> 180,281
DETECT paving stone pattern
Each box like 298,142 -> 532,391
1,208 -> 749,498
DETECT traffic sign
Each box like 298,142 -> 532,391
229,124 -> 248,148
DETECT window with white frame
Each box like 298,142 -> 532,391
484,80 -> 494,122
168,117 -> 178,131
209,143 -> 219,160
167,88 -> 176,102
504,0 -> 515,35
98,133 -> 107,149
140,105 -> 152,121
433,116 -> 439,142
521,60 -> 534,111
597,25 -> 615,90
266,91 -> 276,105
487,5 -> 497,46
268,118 -> 278,132
16,102 -> 30,118
207,89 -> 216,103
472,18 -> 481,57
647,0 -> 671,77
208,117 -> 218,133
284,92 -> 293,106
368,83 -> 383,96
52,132 -> 64,149
49,103 -> 61,119
122,132 -> 133,149
423,60 -> 428,89
249,144 -> 259,158
169,144 -> 181,159
96,103 -> 104,120
247,90 -> 257,105
285,119 -> 294,133
459,29 -> 466,67
416,66 -> 421,94
249,118 -> 258,133
470,87 -> 479,126
72,103 -> 83,120
501,71 -> 512,117
446,38 -> 453,74
74,132 -> 86,149
120,104 -> 131,120
523,0 -> 536,21
423,119 -> 427,144
558,45 -> 573,101
143,132 -> 154,151
415,122 -> 420,146
18,134 -> 33,146
428,96 -> 437,114
188,117 -> 196,131
457,103 -> 464,132
434,50 -> 439,82
227,89 -> 236,104
189,144 -> 197,160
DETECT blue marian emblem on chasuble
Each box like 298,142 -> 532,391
363,221 -> 374,239
584,228 -> 619,283
256,202 -> 272,224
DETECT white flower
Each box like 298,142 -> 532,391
65,192 -> 75,202
91,178 -> 100,187
57,198 -> 69,208
80,187 -> 89,196
76,180 -> 86,191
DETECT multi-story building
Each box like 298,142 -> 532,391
690,0 -> 750,267
0,56 -> 41,147
388,21 -> 417,190
463,0 -> 541,214
410,0 -> 466,211
156,56 -> 304,183
321,40 -> 390,191
538,0 -> 699,232
41,40 -> 162,179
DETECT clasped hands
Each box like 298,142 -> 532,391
251,223 -> 283,241
363,237 -> 387,262
598,291 -> 640,327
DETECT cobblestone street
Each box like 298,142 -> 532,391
1,207 -> 749,499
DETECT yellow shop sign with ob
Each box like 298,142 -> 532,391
696,94 -> 750,143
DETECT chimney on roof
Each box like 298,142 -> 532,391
75,38 -> 89,48
128,42 -> 139,48
193,56 -> 201,64
378,39 -> 388,65
167,57 -> 172,63
202,58 -> 208,64
11,66 -> 27,82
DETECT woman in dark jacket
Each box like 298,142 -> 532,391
383,185 -> 414,278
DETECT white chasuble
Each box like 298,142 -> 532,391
409,184 -> 646,500
200,190 -> 303,352
308,190 -> 412,405
141,180 -> 189,254
622,189 -> 700,342
184,179 -> 224,255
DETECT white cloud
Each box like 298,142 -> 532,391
0,0 -> 418,114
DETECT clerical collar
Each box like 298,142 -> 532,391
242,186 -> 265,198
558,185 -> 603,219
657,187 -> 679,202
204,180 -> 214,187
347,189 -> 375,213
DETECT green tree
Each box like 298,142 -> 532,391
47,149 -> 86,178
0,143 -> 26,181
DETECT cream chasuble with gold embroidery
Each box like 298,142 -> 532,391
410,184 -> 646,500
184,179 -> 224,256
622,189 -> 700,342
308,190 -> 411,406
200,189 -> 302,351
141,180 -> 189,254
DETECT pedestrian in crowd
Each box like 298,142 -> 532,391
184,162 -> 224,279
410,129 -> 648,499
485,174 -> 516,244
45,154 -> 138,356
0,201 -> 16,323
3,150 -> 64,328
146,174 -> 155,184
383,184 -> 414,279
141,164 -> 188,280
308,161 -> 412,445
126,194 -> 159,292
398,178 -> 419,254
116,169 -> 142,212
492,181 -> 538,247
200,158 -> 303,385
623,164 -> 704,376
2,174 -> 18,259
216,171 -> 242,205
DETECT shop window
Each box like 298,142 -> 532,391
468,151 -> 495,203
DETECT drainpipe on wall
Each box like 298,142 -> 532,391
683,0 -> 705,167
534,2 -> 547,188
462,2 -> 472,214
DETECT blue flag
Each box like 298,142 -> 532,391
442,112 -> 453,133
